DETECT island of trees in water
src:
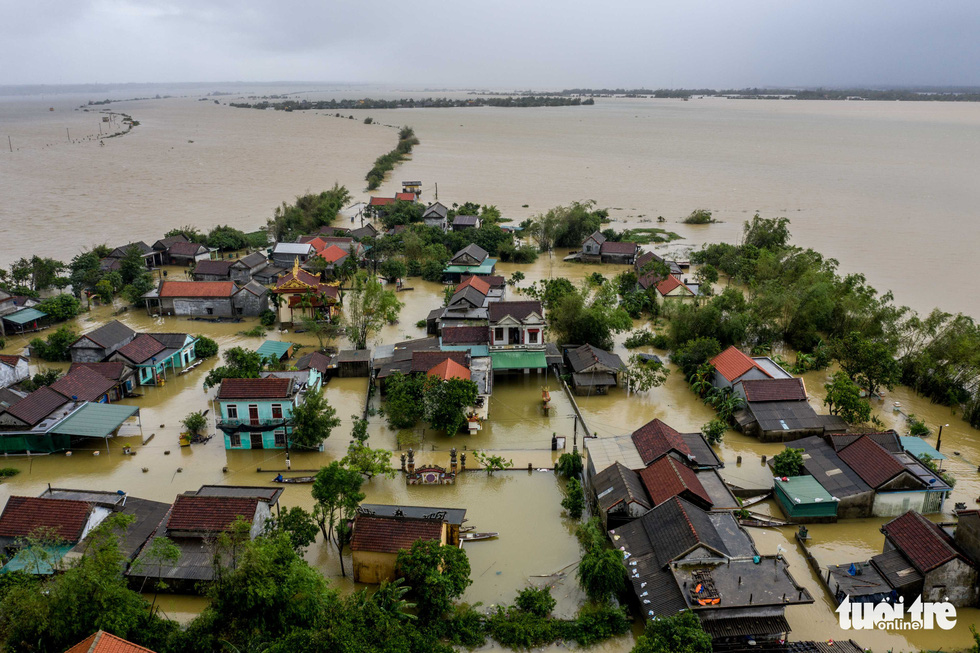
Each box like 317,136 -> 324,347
559,86 -> 980,101
228,96 -> 594,111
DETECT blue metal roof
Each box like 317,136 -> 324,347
900,436 -> 946,461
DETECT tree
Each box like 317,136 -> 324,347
473,451 -> 513,476
288,389 -> 341,450
378,258 -> 407,282
424,377 -> 478,435
342,417 -> 396,479
622,354 -> 670,394
94,278 -> 114,304
515,587 -> 556,618
561,478 -> 585,519
311,462 -> 364,577
742,214 -> 791,251
194,334 -> 219,358
547,280 -> 631,350
772,448 -> 805,477
29,326 -> 77,362
266,506 -> 319,552
701,419 -> 726,445
19,369 -> 62,392
118,246 -> 146,285
130,535 -> 181,609
823,371 -> 872,424
384,372 -> 428,428
203,346 -> 264,388
396,539 -> 472,623
575,518 -> 627,603
182,411 -> 207,436
833,332 -> 901,398
35,294 -> 80,321
631,610 -> 712,653
207,225 -> 249,251
342,271 -> 403,349
122,271 -> 154,307
672,337 -> 722,378
555,449 -> 583,478
299,314 -> 340,351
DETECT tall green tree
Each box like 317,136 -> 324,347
823,370 -> 872,424
288,389 -> 341,450
547,280 -> 631,349
311,462 -> 365,577
575,518 -> 627,603
396,539 -> 472,623
630,610 -> 712,653
342,271 -> 403,349
424,377 -> 478,435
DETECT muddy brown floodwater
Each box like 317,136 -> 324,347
2,255 -> 979,651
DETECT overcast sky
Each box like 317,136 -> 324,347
4,0 -> 979,88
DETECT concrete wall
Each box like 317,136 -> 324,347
163,297 -> 235,317
353,550 -> 398,584
873,490 -> 944,517
924,558 -> 978,607
0,358 -> 29,388
955,513 -> 980,566
193,273 -> 230,282
234,291 -> 269,317
230,267 -> 252,285
837,491 -> 875,519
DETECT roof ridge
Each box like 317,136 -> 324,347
674,496 -> 699,543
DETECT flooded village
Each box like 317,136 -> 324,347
3,176 -> 980,653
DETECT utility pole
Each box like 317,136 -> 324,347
66,128 -> 71,143
936,423 -> 949,452
435,182 -> 438,201
7,136 -> 11,153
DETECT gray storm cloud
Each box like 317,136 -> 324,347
2,0 -> 978,86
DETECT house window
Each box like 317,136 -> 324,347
226,405 -> 238,420
206,307 -> 214,315
230,433 -> 242,447
527,329 -> 539,344
274,430 -> 287,447
494,327 -> 504,342
271,404 -> 283,419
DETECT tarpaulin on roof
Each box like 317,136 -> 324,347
48,403 -> 139,438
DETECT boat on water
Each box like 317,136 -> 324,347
460,532 -> 498,542
272,474 -> 315,484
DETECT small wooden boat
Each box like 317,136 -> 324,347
460,525 -> 476,533
460,532 -> 498,542
272,475 -> 315,484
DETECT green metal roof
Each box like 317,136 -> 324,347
441,344 -> 490,357
491,350 -> 547,370
443,258 -> 497,275
1,544 -> 73,574
48,403 -> 139,438
774,476 -> 835,504
2,308 -> 47,325
257,341 -> 294,360
900,436 -> 946,461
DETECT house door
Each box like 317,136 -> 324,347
250,433 -> 264,449
248,405 -> 260,426
508,327 -> 521,344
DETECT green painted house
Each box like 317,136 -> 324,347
216,369 -> 321,450
110,332 -> 198,386
774,476 -> 838,523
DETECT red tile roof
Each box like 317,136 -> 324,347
395,192 -> 416,202
710,346 -> 771,383
66,631 -> 157,653
631,418 -> 691,465
298,236 -> 327,250
427,359 -> 471,381
741,378 -> 807,402
441,326 -> 489,345
69,362 -> 128,381
3,386 -> 68,426
654,274 -> 690,296
116,334 -> 166,364
639,456 -> 713,508
158,281 -> 237,298
350,514 -> 443,554
882,511 -> 966,573
317,245 -> 349,264
369,197 -> 395,206
0,354 -> 25,367
411,351 -> 467,373
457,275 -> 490,296
274,267 -> 323,290
217,377 -> 293,399
837,435 -> 907,488
167,495 -> 259,532
0,496 -> 90,540
50,366 -> 116,402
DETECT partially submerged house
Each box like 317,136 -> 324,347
109,333 -> 197,386
630,418 -> 723,470
216,377 -> 297,450
127,487 -> 280,591
69,320 -> 137,363
66,630 -> 157,653
350,504 -> 465,584
735,377 -> 846,442
271,242 -> 313,268
231,252 -> 270,285
488,301 -> 547,377
612,496 -> 813,650
709,346 -> 793,398
580,232 -> 639,264
793,435 -> 874,519
638,274 -> 696,304
444,244 -> 496,282
107,242 -> 161,269
773,476 -> 838,523
592,462 -> 651,529
192,259 -> 235,282
0,354 -> 28,389
565,344 -> 624,395
452,214 -> 481,231
49,365 -> 116,403
165,241 -> 211,266
0,495 -> 107,572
